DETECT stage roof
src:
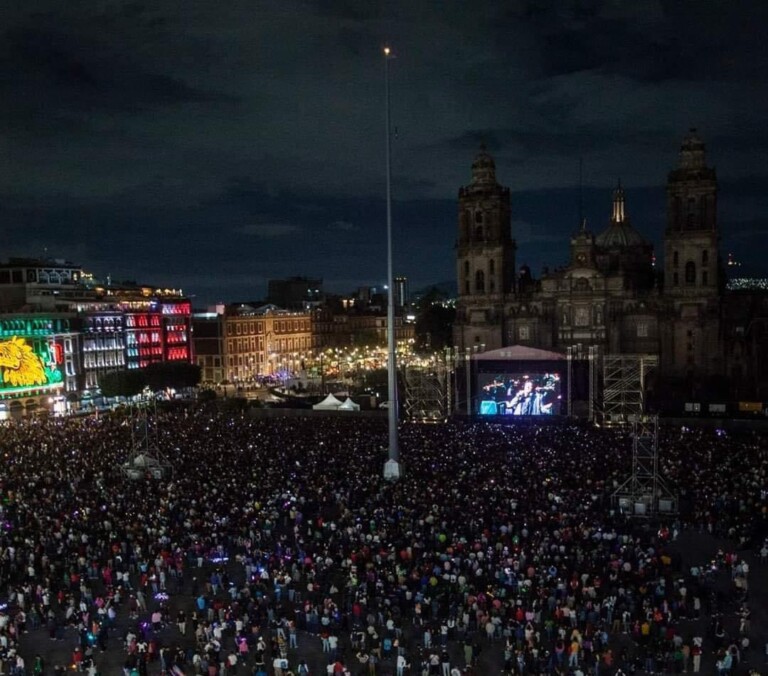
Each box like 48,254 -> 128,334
472,345 -> 566,361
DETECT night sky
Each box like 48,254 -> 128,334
2,1 -> 768,305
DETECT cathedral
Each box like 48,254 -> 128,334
453,130 -> 747,393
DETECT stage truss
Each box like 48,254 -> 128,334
601,354 -> 658,426
566,344 -> 600,420
403,363 -> 448,421
612,415 -> 677,516
121,403 -> 172,480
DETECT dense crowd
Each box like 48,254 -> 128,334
0,409 -> 766,675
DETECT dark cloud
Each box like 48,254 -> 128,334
490,0 -> 768,84
0,5 -> 233,138
0,0 -> 767,304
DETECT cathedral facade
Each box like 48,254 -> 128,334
454,131 -> 729,386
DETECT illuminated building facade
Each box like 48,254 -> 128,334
223,305 -> 314,380
192,305 -> 316,382
260,308 -> 315,377
81,312 -> 126,390
0,265 -> 195,404
193,304 -> 417,383
122,297 -> 192,370
0,315 -> 76,416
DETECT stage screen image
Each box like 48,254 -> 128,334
477,372 -> 562,416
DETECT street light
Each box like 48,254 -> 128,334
383,44 -> 401,480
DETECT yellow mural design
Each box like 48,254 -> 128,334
0,337 -> 47,387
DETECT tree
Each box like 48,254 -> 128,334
414,287 -> 455,352
144,362 -> 202,391
350,329 -> 384,348
99,370 -> 147,398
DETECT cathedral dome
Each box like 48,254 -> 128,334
595,222 -> 646,248
595,182 -> 647,249
471,146 -> 497,185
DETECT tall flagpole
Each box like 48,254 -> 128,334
383,46 -> 401,480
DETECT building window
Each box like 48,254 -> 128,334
637,321 -> 648,338
673,272 -> 679,286
702,271 -> 708,285
518,326 -> 530,340
475,211 -> 483,224
489,259 -> 495,275
685,261 -> 696,285
673,251 -> 679,267
702,249 -> 709,265
574,307 -> 589,327
475,270 -> 485,293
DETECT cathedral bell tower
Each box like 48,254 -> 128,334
662,129 -> 722,377
664,129 -> 719,296
454,147 -> 516,350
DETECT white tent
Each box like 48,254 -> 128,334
339,397 -> 361,411
312,393 -> 343,410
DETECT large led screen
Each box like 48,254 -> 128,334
477,372 -> 562,416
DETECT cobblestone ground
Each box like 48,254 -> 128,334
14,530 -> 767,675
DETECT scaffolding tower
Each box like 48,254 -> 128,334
612,415 -> 677,516
121,403 -> 172,480
588,345 -> 600,423
402,363 -> 448,421
566,344 -> 600,420
601,354 -> 658,426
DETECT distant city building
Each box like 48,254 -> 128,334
192,304 -> 416,383
394,276 -> 409,308
0,258 -> 86,312
311,308 -> 414,349
267,276 -> 323,310
453,131 -> 768,398
192,305 -> 315,382
192,310 -> 226,384
727,278 -> 768,291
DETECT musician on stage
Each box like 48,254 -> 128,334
505,379 -> 552,415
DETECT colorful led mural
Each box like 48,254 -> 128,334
0,336 -> 62,392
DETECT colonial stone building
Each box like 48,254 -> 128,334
454,131 -> 761,394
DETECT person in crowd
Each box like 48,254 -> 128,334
0,412 -> 765,674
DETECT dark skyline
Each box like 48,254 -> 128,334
2,1 -> 768,305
